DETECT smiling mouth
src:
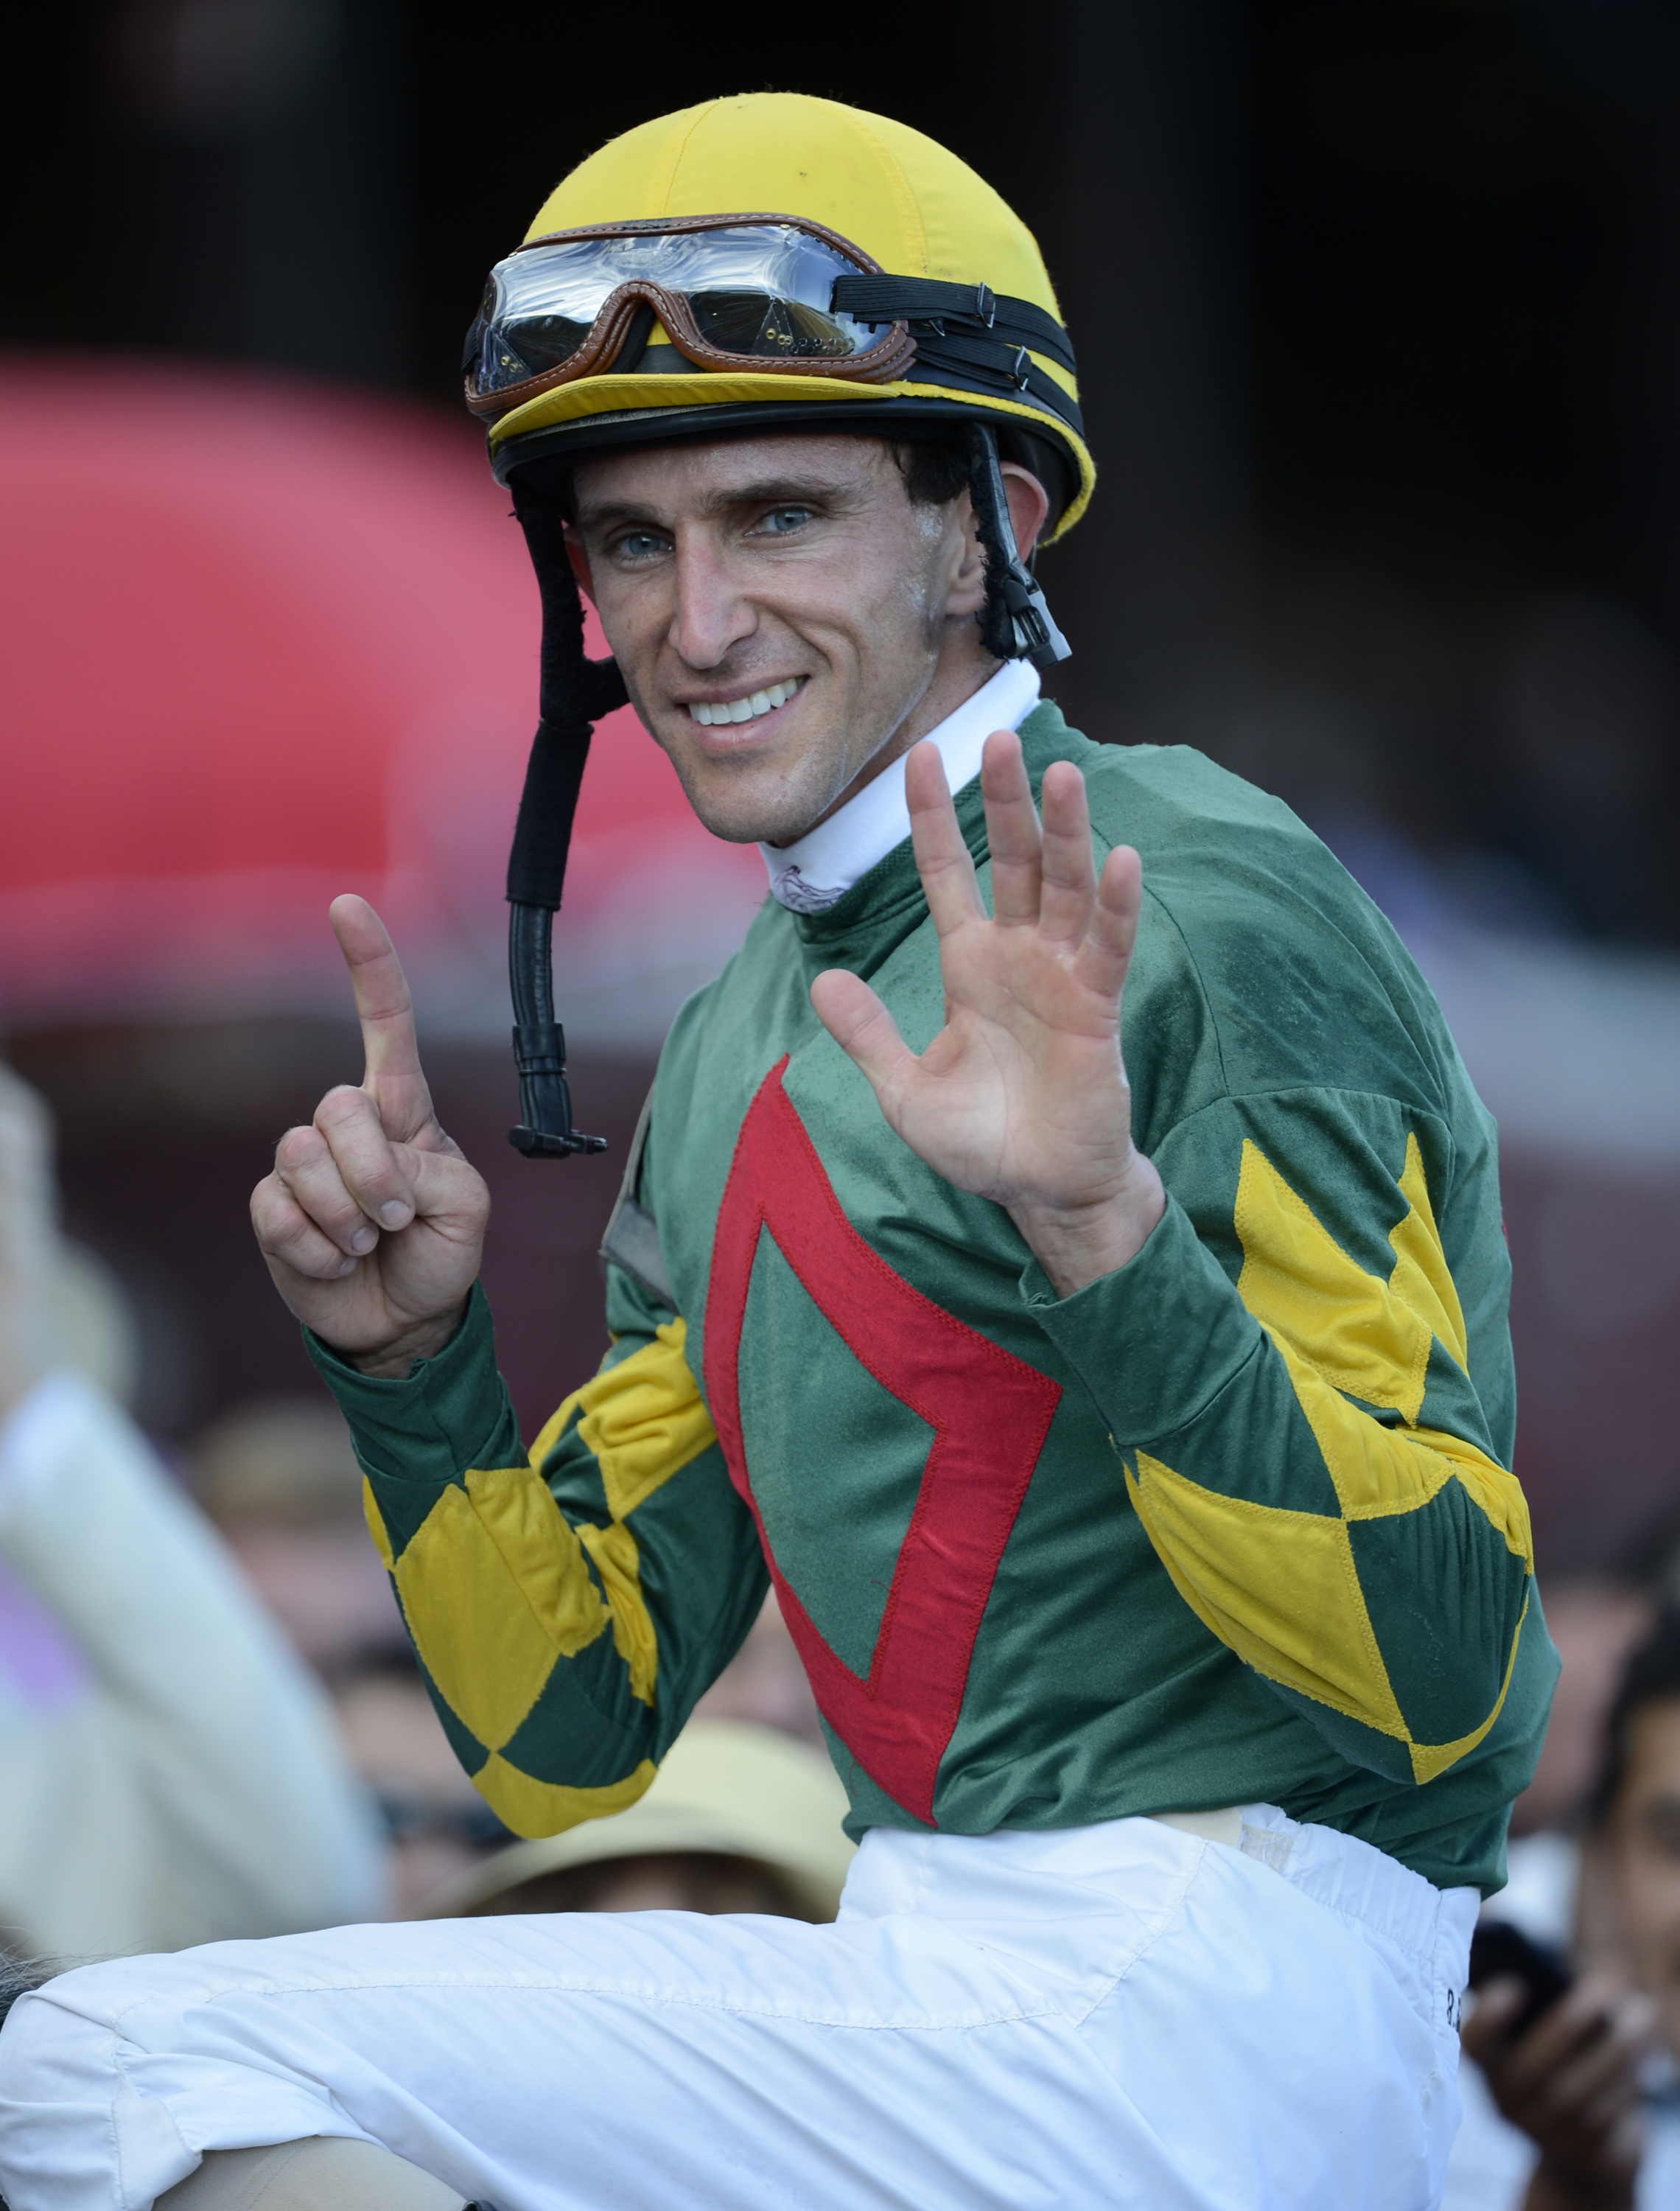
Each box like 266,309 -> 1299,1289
686,678 -> 803,727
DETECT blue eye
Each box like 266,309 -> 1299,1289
616,531 -> 668,561
762,506 -> 813,534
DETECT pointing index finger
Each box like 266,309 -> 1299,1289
329,895 -> 435,1143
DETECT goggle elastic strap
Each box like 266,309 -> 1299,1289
965,425 -> 1071,671
505,478 -> 628,1159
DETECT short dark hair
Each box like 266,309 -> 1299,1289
1592,1607 -> 1680,1820
888,435 -> 970,507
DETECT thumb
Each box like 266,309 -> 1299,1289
810,970 -> 920,1121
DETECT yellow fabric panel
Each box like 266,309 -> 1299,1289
577,1520 -> 657,1706
472,1752 -> 658,1842
1127,1453 -> 1409,1742
525,94 -> 1061,319
528,1319 -> 715,1524
1235,1139 -> 1431,1423
1389,1133 -> 1470,1369
1271,1332 -> 1452,1523
392,1481 -> 600,1753
1233,1138 -> 1530,1560
578,1320 -> 716,1523
362,1476 -> 395,1573
1410,1597 -> 1530,1784
461,1467 -> 617,1655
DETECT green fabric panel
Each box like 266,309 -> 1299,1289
1348,1487 -> 1533,1747
1259,1683 -> 1419,1787
416,1651 -> 491,1780
494,1641 -> 668,1790
735,1229 -> 928,1679
609,1438 -> 769,1729
306,1284 -> 520,1560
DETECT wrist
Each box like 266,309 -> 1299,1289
331,1302 -> 469,1380
1009,1158 -> 1166,1299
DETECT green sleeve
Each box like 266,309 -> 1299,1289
1026,1085 -> 1549,1789
307,1266 -> 768,1838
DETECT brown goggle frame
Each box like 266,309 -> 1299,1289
464,211 -> 918,419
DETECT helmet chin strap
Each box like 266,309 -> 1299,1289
504,478 -> 627,1159
964,425 -> 1071,671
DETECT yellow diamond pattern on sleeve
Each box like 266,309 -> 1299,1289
1235,1137 -> 1432,1422
531,1317 -> 717,1521
365,1320 -> 724,1815
469,1751 -> 657,1838
391,1477 -> 609,1753
1125,1453 -> 1409,1743
1123,1130 -> 1533,1784
1233,1136 -> 1530,1562
1390,1132 -> 1469,1369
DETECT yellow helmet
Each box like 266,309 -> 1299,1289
468,92 -> 1093,544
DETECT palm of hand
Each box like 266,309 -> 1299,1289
811,733 -> 1163,1296
887,904 -> 1132,1212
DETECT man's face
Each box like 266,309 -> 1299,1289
566,433 -> 979,847
1606,1697 -> 1680,2052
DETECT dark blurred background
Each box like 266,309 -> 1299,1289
3,0 -> 1679,1575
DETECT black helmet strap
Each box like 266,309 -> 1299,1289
964,424 -> 1071,671
504,478 -> 628,1159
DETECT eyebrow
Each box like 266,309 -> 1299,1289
575,475 -> 853,531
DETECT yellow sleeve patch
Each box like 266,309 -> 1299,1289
1234,1134 -> 1529,1562
472,1753 -> 657,1841
1391,1133 -> 1469,1369
379,1323 -> 718,1762
391,1475 -> 610,1754
1127,1453 -> 1408,1743
530,1317 -> 717,1521
1236,1139 -> 1432,1422
1121,1128 -> 1532,1784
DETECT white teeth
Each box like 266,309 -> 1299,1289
687,678 -> 801,727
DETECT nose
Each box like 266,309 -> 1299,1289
669,529 -> 757,671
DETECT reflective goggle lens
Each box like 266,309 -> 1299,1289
467,223 -> 879,398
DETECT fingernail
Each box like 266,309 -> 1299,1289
378,1201 -> 412,1231
350,1225 -> 379,1254
337,1257 -> 357,1276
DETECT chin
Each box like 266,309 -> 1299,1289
666,744 -> 847,850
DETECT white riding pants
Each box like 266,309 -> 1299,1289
0,1803 -> 1476,2211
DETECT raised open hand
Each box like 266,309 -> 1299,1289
251,896 -> 490,1372
810,733 -> 1164,1298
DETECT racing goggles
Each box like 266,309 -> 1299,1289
462,213 -> 917,417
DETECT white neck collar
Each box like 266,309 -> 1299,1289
759,661 -> 1041,913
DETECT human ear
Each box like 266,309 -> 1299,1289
941,461 -> 1054,622
564,526 -> 597,606
1000,461 -> 1050,559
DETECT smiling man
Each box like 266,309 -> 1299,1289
0,94 -> 1557,2211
